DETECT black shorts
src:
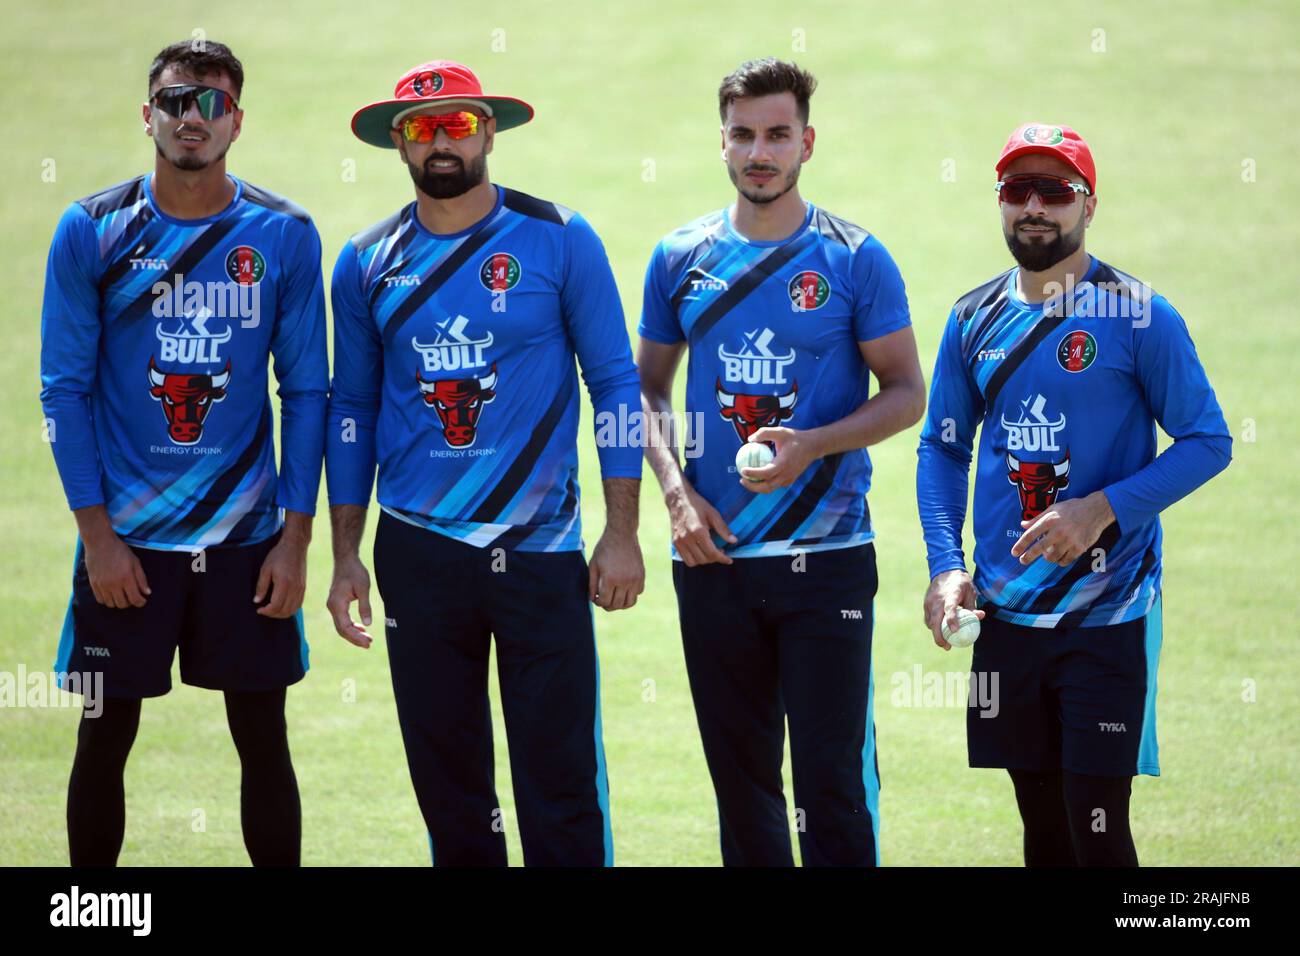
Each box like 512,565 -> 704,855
967,597 -> 1164,778
53,532 -> 308,699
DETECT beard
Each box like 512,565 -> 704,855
408,147 -> 487,200
728,159 -> 800,205
1003,208 -> 1086,272
156,136 -> 230,172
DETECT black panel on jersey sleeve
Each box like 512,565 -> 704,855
77,176 -> 146,220
240,181 -> 312,225
951,270 -> 1014,326
350,209 -> 407,257
812,208 -> 870,251
501,187 -> 575,226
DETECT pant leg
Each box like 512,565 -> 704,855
488,548 -> 611,866
224,688 -> 300,867
770,544 -> 880,867
373,513 -> 505,866
673,558 -> 793,867
67,697 -> 142,867
1062,771 -> 1139,867
1007,768 -> 1078,867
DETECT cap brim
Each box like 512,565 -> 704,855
996,145 -> 1092,190
351,96 -> 534,148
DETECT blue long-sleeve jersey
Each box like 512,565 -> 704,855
916,257 -> 1232,627
39,174 -> 328,551
325,185 -> 642,552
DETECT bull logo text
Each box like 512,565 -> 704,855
155,308 -> 231,365
411,315 -> 493,374
718,328 -> 795,385
1001,394 -> 1065,452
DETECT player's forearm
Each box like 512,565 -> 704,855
916,441 -> 973,579
591,378 -> 644,479
804,377 -> 927,458
277,389 -> 328,515
329,504 -> 368,560
1102,432 -> 1232,533
600,477 -> 640,539
41,391 -> 107,511
640,387 -> 687,497
324,394 -> 379,507
73,504 -> 119,547
280,509 -> 314,548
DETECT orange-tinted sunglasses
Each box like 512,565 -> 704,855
400,111 -> 480,143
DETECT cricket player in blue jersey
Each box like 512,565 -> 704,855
916,123 -> 1232,866
39,41 -> 328,866
325,61 -> 643,867
638,59 -> 927,866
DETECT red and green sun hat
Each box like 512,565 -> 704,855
351,60 -> 534,148
995,123 -> 1097,193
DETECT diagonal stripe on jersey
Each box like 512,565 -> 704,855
761,452 -> 846,543
380,214 -> 509,347
469,386 -> 569,523
687,235 -> 813,343
96,207 -> 158,298
115,213 -> 247,326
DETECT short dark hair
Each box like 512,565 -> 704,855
717,58 -> 817,126
148,40 -> 244,99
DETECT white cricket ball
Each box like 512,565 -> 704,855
735,442 -> 775,477
941,608 -> 982,648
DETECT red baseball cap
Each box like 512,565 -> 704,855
995,123 -> 1096,193
351,60 -> 534,148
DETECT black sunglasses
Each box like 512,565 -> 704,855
995,174 -> 1090,206
149,84 -> 239,121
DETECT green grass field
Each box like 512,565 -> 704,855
1,0 -> 1296,866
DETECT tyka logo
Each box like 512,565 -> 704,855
687,267 -> 729,294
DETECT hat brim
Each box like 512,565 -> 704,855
351,95 -> 534,148
996,145 -> 1093,191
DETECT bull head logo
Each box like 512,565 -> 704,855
148,356 -> 230,446
716,377 -> 797,444
1006,450 -> 1070,523
416,363 -> 498,448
